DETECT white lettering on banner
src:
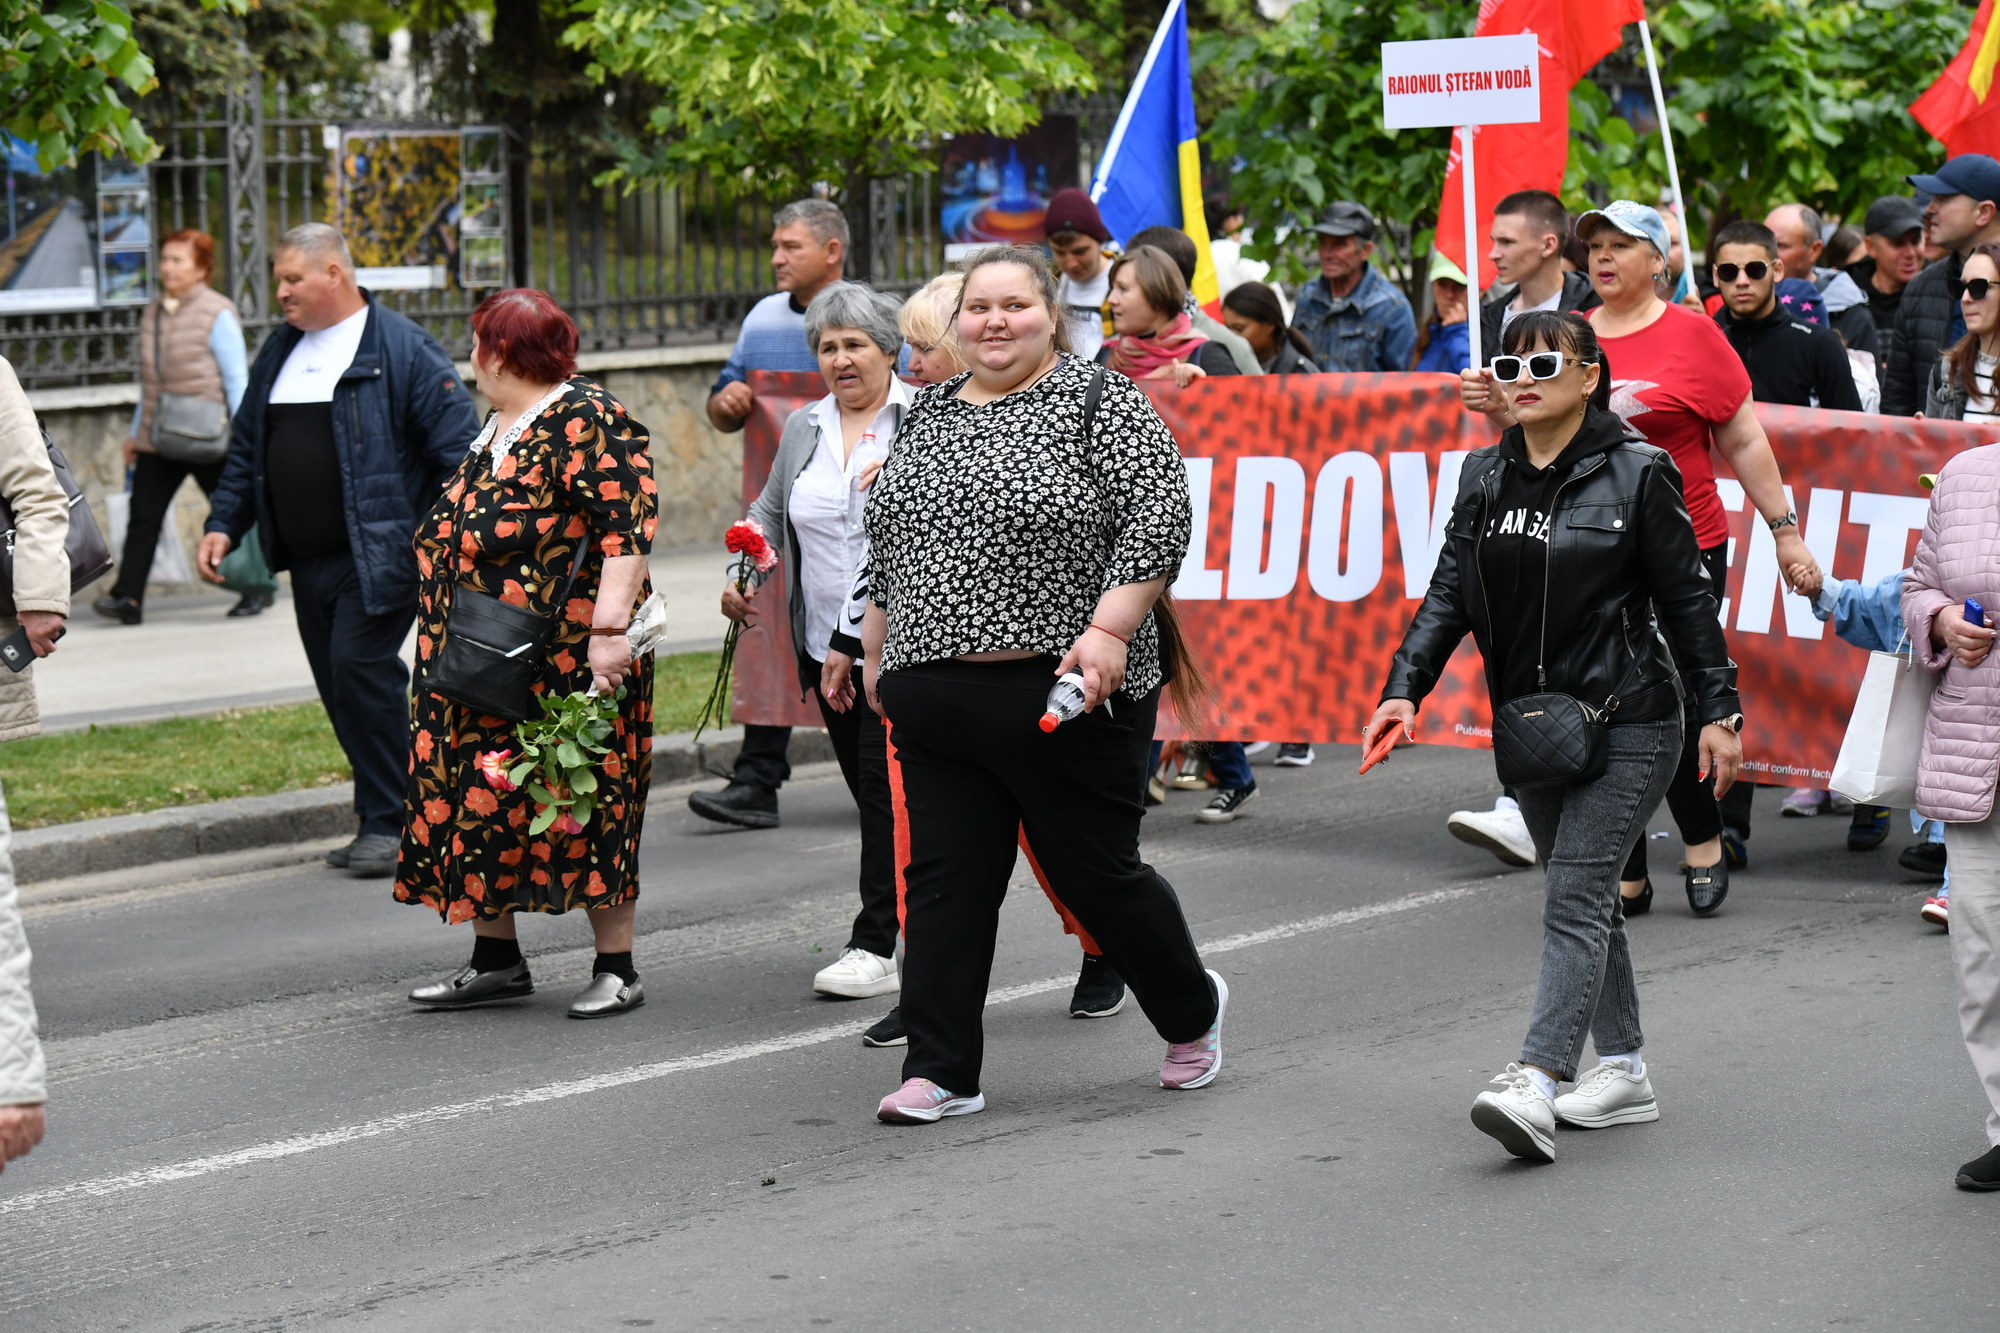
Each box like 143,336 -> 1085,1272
1307,453 -> 1385,602
1734,485 -> 1842,640
1714,479 -> 1744,623
1847,491 -> 1931,583
1380,34 -> 1541,130
1228,457 -> 1307,599
1174,456 -> 1223,600
1389,451 -> 1467,596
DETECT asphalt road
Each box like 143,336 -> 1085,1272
3,745 -> 1992,1330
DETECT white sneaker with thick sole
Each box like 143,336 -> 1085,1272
1447,805 -> 1536,867
1470,1064 -> 1557,1162
1552,1058 -> 1659,1128
812,947 -> 901,999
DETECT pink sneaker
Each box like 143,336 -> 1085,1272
1160,970 -> 1229,1090
1922,894 -> 1950,929
876,1077 -> 985,1123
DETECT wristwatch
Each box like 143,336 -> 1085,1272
1712,713 -> 1745,734
1766,510 -> 1799,532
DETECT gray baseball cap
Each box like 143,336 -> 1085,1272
1862,195 -> 1924,240
1311,201 -> 1376,240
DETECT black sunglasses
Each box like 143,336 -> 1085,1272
1713,261 -> 1771,283
1959,277 -> 1997,302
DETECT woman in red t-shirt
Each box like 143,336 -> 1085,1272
1462,200 -> 1821,920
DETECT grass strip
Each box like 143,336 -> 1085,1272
0,649 -> 727,830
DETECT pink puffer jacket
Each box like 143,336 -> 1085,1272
1905,443 -> 2000,822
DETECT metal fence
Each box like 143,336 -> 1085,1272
0,85 -> 952,390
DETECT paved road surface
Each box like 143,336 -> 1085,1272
9,198 -> 93,291
3,746 -> 1991,1329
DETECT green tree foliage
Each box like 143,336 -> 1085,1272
130,0 -> 367,118
1569,0 -> 1971,242
4,0 -> 160,168
564,0 -> 1097,198
1021,0 -> 1266,102
1194,0 -> 1475,286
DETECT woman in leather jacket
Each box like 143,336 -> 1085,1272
1363,310 -> 1743,1164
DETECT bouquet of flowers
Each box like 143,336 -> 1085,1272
478,686 -> 625,836
691,517 -> 778,741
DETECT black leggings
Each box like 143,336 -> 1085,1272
110,451 -> 224,600
879,656 -> 1216,1095
1623,542 -> 1751,880
813,660 -> 898,958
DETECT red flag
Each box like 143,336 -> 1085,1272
1911,0 -> 2000,157
1431,0 -> 1647,291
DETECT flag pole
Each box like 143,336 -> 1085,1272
1461,124 -> 1481,367
1638,17 -> 1690,251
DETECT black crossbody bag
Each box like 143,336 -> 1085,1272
1489,511 -> 1618,790
423,524 -> 591,723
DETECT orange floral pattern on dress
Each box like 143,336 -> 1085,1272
394,376 -> 659,922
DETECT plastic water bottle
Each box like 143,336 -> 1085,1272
1039,671 -> 1088,732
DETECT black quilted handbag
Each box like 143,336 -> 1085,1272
1492,692 -> 1609,789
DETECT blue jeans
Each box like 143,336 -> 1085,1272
1514,718 -> 1682,1081
1145,741 -> 1256,793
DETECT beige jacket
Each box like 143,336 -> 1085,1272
0,356 -> 70,742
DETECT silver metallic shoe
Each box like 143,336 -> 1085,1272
568,972 -> 644,1019
408,961 -> 534,1008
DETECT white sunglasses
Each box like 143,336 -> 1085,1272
1491,351 -> 1597,383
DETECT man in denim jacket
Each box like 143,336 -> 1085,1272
1291,201 -> 1418,373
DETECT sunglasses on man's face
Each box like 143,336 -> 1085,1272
1959,277 -> 1997,303
1713,261 -> 1771,283
1490,351 -> 1593,383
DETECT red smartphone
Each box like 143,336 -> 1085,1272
1358,724 -> 1407,775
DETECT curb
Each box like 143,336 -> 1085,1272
11,725 -> 834,885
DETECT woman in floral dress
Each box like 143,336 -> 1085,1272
398,289 -> 659,1019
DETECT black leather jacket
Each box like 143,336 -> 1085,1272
1381,405 -> 1741,727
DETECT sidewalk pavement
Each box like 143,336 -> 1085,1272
37,545 -> 735,733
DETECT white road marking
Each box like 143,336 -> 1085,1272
0,880 -> 1505,1216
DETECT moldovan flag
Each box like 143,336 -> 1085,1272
1912,0 -> 2000,157
1432,0 -> 1647,292
1091,0 -> 1217,306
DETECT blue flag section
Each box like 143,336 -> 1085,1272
1088,0 -> 1218,305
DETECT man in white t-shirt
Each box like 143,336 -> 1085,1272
197,223 -> 480,877
1474,189 -> 1600,367
1044,189 -> 1114,361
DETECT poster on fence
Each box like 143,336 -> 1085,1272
336,126 -> 507,290
736,370 -> 1997,789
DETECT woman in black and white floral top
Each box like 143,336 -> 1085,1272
859,244 -> 1227,1125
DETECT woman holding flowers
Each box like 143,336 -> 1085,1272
723,281 -> 912,1007
398,288 -> 659,1020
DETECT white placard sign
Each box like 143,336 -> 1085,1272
1381,34 -> 1541,130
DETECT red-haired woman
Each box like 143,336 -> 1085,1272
398,288 -> 661,1020
95,229 -> 261,623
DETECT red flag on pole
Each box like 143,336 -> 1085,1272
1911,0 -> 2000,157
1432,0 -> 1647,291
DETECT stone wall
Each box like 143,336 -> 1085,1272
25,344 -> 743,596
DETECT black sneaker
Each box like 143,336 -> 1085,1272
1194,786 -> 1257,824
1956,1143 -> 2000,1191
1685,858 -> 1728,915
861,1005 -> 907,1047
1620,879 -> 1653,917
1069,954 -> 1127,1018
1848,804 -> 1891,850
1899,841 -> 1948,879
228,590 -> 275,617
688,781 -> 780,829
1273,743 -> 1315,767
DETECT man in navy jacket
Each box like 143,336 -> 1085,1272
198,224 -> 480,877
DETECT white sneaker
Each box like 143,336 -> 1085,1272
1447,804 -> 1536,867
812,947 -> 901,999
1552,1058 -> 1659,1128
1470,1064 -> 1557,1162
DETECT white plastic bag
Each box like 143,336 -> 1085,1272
1829,648 -> 1936,807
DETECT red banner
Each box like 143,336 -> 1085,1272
735,371 -> 1997,788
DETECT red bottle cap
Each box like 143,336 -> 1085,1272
1038,712 -> 1059,733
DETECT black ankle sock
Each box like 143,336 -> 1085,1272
594,951 -> 638,983
470,935 -> 523,972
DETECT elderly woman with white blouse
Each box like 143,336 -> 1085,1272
724,281 -> 910,1005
